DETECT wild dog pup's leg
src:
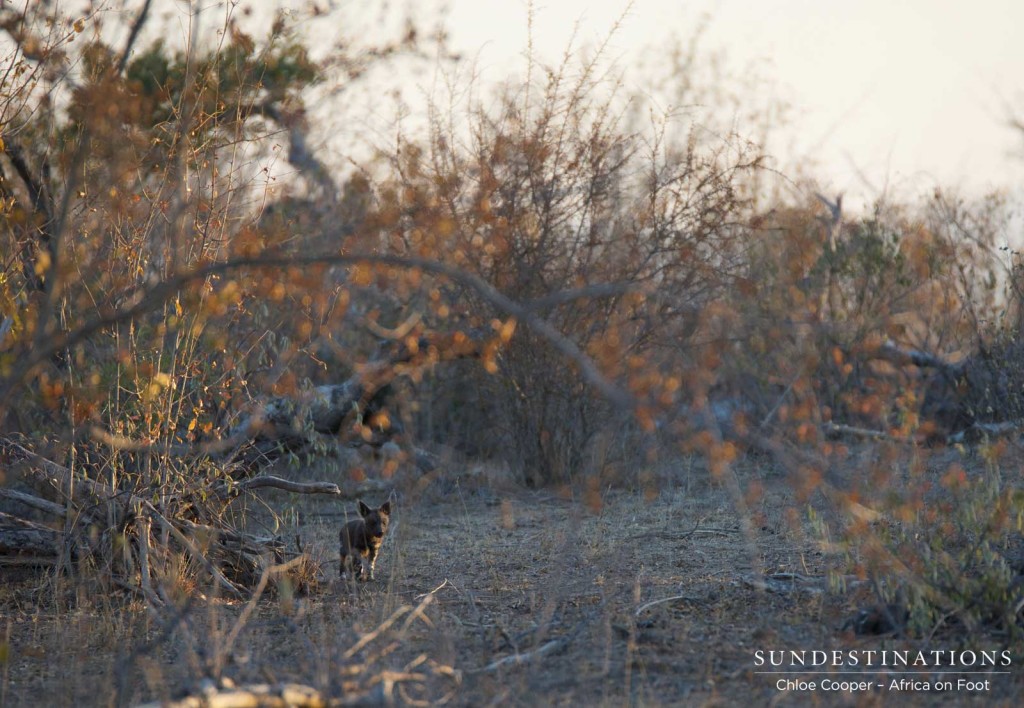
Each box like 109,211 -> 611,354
365,545 -> 378,581
342,532 -> 350,577
340,527 -> 355,580
340,553 -> 354,580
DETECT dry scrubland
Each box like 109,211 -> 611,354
4,449 -> 1024,707
2,2 -> 1024,707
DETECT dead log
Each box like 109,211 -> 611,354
0,511 -> 59,557
0,487 -> 75,518
3,441 -> 130,526
135,679 -> 422,708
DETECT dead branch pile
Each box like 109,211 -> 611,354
0,440 -> 317,595
708,338 -> 1024,448
864,339 -> 1024,443
819,338 -> 1024,445
0,328 -> 507,590
192,329 -> 504,468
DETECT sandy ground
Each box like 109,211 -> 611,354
2,455 -> 1022,707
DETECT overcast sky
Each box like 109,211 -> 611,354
129,0 -> 1024,211
444,0 -> 1024,207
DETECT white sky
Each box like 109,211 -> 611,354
104,0 -> 1024,211
444,0 -> 1024,208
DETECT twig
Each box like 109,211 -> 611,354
759,372 -> 801,430
400,594 -> 436,633
136,509 -> 156,608
635,594 -> 701,616
223,556 -> 308,654
625,523 -> 737,542
414,578 -> 449,601
475,638 -> 568,673
343,605 -> 412,660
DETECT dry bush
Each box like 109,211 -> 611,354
0,2 -> 459,599
715,187 -> 1024,640
371,41 -> 764,485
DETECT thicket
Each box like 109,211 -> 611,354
1,2 -> 1024,697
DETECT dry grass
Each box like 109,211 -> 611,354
2,448 -> 1022,707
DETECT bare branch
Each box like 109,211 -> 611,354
115,0 -> 152,75
947,420 -> 1023,445
225,476 -> 341,496
2,252 -> 640,411
874,340 -> 966,378
822,422 -> 918,445
524,281 -> 639,310
364,311 -> 422,340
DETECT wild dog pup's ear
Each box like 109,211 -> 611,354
358,500 -> 371,517
380,501 -> 391,515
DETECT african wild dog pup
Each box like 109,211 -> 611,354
339,500 -> 391,581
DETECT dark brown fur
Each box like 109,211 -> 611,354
339,500 -> 391,581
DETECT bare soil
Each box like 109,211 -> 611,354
1,454 -> 1022,707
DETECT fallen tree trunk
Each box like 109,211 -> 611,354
0,486 -> 77,518
0,511 -> 60,557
